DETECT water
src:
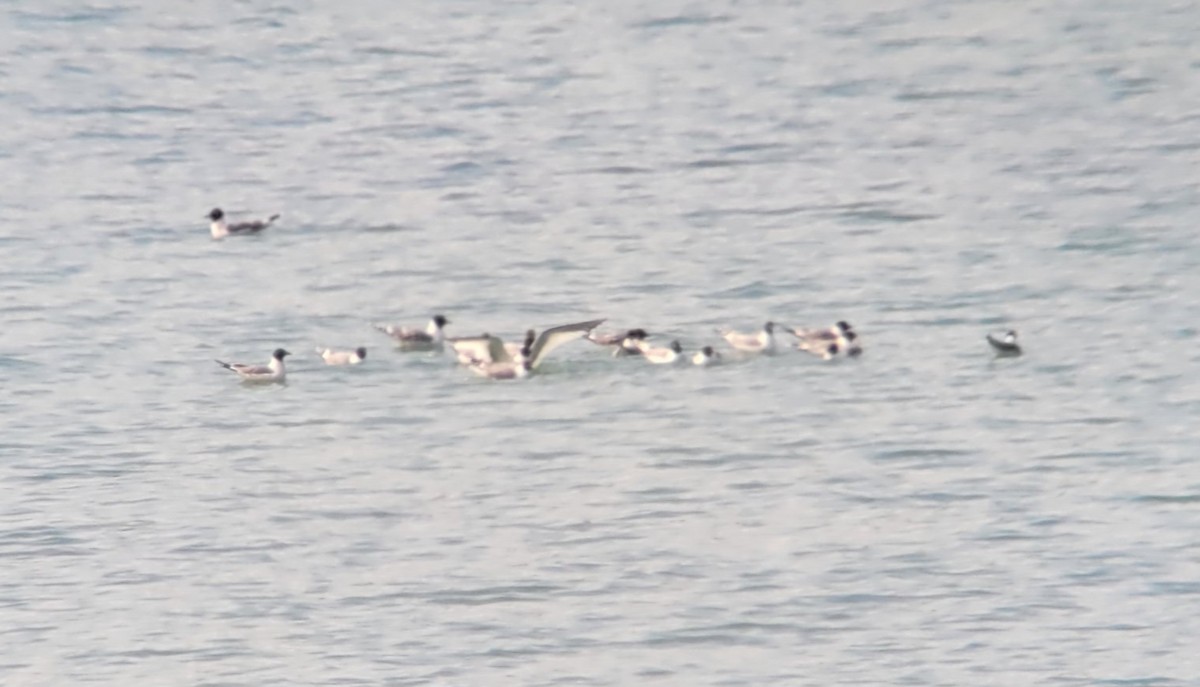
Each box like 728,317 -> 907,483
3,0 -> 1200,684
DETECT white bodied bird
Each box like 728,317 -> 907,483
786,320 -> 862,358
448,330 -> 534,366
986,330 -> 1021,356
588,328 -> 649,357
718,321 -> 778,354
316,346 -> 367,365
466,318 -> 605,379
208,207 -> 280,239
637,339 -> 684,365
373,314 -> 450,351
215,348 -> 290,383
691,346 -> 722,367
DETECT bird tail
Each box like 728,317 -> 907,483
214,359 -> 234,371
266,214 -> 281,225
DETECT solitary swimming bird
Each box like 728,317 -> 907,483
718,321 -> 778,354
208,208 -> 280,239
638,339 -> 683,365
316,346 -> 367,366
215,348 -> 290,383
692,346 -> 722,367
373,315 -> 450,351
986,330 -> 1021,356
589,328 -> 649,357
466,318 -> 605,379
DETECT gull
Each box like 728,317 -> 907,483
718,321 -> 778,354
692,346 -> 722,367
797,340 -> 842,361
466,318 -> 605,379
448,330 -> 533,366
373,315 -> 449,351
588,328 -> 649,357
795,331 -> 862,359
215,348 -> 290,383
986,330 -> 1021,356
785,320 -> 852,342
786,321 -> 862,358
316,346 -> 367,365
208,208 -> 280,239
637,340 -> 683,365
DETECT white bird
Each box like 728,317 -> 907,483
466,318 -> 605,379
637,339 -> 683,365
692,346 -> 722,366
215,348 -> 290,383
798,340 -> 842,361
448,330 -> 533,366
787,321 -> 862,358
986,330 -> 1021,356
208,208 -> 280,239
785,320 -> 852,342
373,315 -> 449,351
718,321 -> 778,354
588,328 -> 649,357
316,346 -> 367,366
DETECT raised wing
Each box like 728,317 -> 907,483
485,335 -> 513,364
528,318 -> 605,369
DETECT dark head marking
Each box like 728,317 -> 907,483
764,321 -> 776,333
432,315 -> 449,328
836,320 -> 851,332
845,331 -> 858,341
670,340 -> 682,353
627,328 -> 648,339
208,208 -> 224,220
524,330 -> 536,346
273,348 -> 290,360
702,346 -> 714,356
828,343 -> 839,355
356,347 -> 367,358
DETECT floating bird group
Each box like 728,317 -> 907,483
214,312 -> 883,385
207,212 -> 1023,384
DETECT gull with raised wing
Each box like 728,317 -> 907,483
316,346 -> 367,366
373,314 -> 450,351
208,208 -> 280,239
448,330 -> 534,366
467,318 -> 605,380
718,321 -> 778,354
215,348 -> 290,383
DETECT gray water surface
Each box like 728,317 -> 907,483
3,1 -> 1200,685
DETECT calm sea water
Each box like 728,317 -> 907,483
3,1 -> 1200,685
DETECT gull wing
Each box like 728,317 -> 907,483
528,318 -> 605,369
448,335 -> 492,362
485,335 -> 513,364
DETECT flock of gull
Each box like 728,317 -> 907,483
207,208 -> 1022,384
216,314 -> 867,384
